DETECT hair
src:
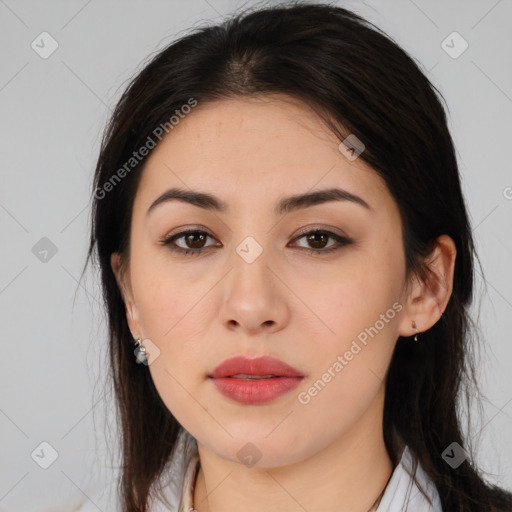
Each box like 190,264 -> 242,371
82,1 -> 512,511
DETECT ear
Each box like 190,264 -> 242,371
398,234 -> 457,337
110,252 -> 142,339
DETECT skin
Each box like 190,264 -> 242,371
111,94 -> 456,512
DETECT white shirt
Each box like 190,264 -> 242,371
77,430 -> 443,511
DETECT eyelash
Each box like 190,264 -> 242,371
161,228 -> 352,257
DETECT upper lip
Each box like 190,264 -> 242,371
208,355 -> 303,378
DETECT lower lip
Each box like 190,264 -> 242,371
209,376 -> 303,405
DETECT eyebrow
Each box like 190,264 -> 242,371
146,186 -> 371,217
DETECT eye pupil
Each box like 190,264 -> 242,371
186,233 -> 206,248
307,233 -> 328,249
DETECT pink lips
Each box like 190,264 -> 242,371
208,355 -> 304,405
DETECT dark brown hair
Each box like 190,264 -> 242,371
82,2 -> 512,510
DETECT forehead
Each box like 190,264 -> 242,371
135,95 -> 391,214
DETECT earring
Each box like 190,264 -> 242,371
411,320 -> 420,341
134,336 -> 148,365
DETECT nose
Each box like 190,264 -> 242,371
219,243 -> 290,336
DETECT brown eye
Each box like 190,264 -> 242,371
305,232 -> 329,249
162,230 -> 218,256
182,232 -> 208,249
292,230 -> 352,255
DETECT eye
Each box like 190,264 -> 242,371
161,229 -> 219,256
290,229 -> 352,255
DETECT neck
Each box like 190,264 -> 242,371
192,385 -> 394,512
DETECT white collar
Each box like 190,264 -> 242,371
375,444 -> 442,511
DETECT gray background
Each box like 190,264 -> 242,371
0,0 -> 511,510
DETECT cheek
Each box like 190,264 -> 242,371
133,264 -> 215,382
148,359 -> 206,435
138,276 -> 209,424
290,255 -> 402,391
132,253 -> 204,335
291,259 -> 400,339
138,285 -> 208,371
295,278 -> 398,431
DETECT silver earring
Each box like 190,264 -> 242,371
411,320 -> 420,341
134,337 -> 148,365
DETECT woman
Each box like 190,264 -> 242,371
82,2 -> 512,511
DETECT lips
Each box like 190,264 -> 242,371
208,355 -> 304,405
208,355 -> 303,379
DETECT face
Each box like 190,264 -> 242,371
112,95 -> 415,467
